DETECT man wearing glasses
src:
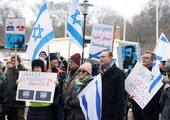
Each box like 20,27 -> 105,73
62,53 -> 81,120
132,51 -> 161,120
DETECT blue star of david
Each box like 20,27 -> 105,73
71,9 -> 81,26
32,24 -> 44,41
150,74 -> 154,82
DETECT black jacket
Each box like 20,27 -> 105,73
6,65 -> 27,108
101,63 -> 125,120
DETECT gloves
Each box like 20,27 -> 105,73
67,98 -> 75,108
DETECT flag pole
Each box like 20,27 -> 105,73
67,41 -> 71,73
123,17 -> 126,41
156,0 -> 159,43
15,47 -> 18,69
47,46 -> 51,70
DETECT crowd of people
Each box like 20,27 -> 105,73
0,49 -> 169,120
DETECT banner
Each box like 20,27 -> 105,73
125,62 -> 163,109
16,71 -> 57,103
117,44 -> 140,69
5,18 -> 26,49
89,24 -> 114,61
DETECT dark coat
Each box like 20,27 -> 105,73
66,78 -> 93,120
0,71 -> 7,119
27,106 -> 53,120
159,87 -> 170,120
6,65 -> 27,108
101,63 -> 125,120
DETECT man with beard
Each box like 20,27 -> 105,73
123,45 -> 137,69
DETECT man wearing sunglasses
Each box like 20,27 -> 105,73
132,51 -> 161,120
99,50 -> 125,120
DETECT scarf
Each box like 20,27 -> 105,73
76,74 -> 92,93
99,60 -> 114,76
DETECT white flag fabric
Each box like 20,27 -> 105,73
78,74 -> 102,120
154,33 -> 170,62
26,2 -> 54,61
67,0 -> 83,51
149,61 -> 163,93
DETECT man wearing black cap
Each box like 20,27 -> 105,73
6,55 -> 28,120
62,53 -> 81,120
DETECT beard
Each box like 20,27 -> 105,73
124,56 -> 133,64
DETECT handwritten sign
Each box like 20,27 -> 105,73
125,62 -> 163,109
89,24 -> 114,61
16,71 -> 57,103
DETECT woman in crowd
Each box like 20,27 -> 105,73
26,59 -> 59,120
65,62 -> 93,120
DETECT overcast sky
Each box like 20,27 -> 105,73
24,0 -> 150,22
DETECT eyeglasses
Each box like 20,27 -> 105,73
141,56 -> 151,60
78,70 -> 87,73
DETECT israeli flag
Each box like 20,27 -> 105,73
67,0 -> 83,51
78,74 -> 102,120
26,2 -> 54,61
149,61 -> 163,93
154,33 -> 170,62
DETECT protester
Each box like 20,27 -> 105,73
159,58 -> 170,119
3,59 -> 12,79
27,59 -> 54,120
0,67 -> 7,120
86,59 -> 99,76
132,51 -> 161,120
46,53 -> 65,120
65,62 -> 93,120
99,50 -> 125,120
159,58 -> 167,76
62,53 -> 81,120
6,55 -> 28,120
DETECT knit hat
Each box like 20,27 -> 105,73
32,59 -> 45,72
6,59 -> 11,64
86,59 -> 96,66
39,51 -> 47,56
49,53 -> 58,61
70,53 -> 81,66
79,62 -> 92,74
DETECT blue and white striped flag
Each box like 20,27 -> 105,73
78,74 -> 102,120
26,2 -> 54,61
154,33 -> 170,62
149,61 -> 163,93
67,0 -> 83,51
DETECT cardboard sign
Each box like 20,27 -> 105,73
89,24 -> 114,61
5,18 -> 26,49
16,71 -> 57,103
125,62 -> 163,109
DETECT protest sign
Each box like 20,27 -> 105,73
16,71 -> 57,103
5,18 -> 26,49
89,24 -> 114,61
125,62 -> 163,109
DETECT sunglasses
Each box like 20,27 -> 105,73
78,70 -> 87,73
